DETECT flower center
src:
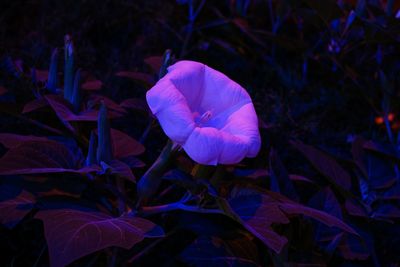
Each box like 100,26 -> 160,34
195,110 -> 212,126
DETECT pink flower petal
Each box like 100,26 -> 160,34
147,80 -> 195,144
183,127 -> 222,165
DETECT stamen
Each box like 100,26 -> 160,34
196,110 -> 212,126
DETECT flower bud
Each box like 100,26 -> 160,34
71,69 -> 81,113
96,102 -> 113,164
85,131 -> 98,166
47,48 -> 59,93
64,34 -> 74,102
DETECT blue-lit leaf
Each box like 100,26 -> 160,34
291,140 -> 352,190
269,148 -> 298,201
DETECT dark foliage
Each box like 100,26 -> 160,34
1,0 -> 400,266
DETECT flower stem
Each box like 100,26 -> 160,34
136,140 -> 177,206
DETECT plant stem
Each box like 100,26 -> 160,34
32,243 -> 47,267
179,0 -> 206,58
136,140 -> 178,206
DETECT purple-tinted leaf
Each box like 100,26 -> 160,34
279,203 -> 358,236
180,236 -> 260,267
234,168 -> 268,179
115,71 -> 155,86
46,95 -> 123,125
344,199 -> 369,217
33,69 -> 49,82
229,187 -> 358,254
110,128 -> 145,158
0,186 -> 35,229
144,56 -> 163,73
0,140 -> 88,175
36,209 -> 164,267
22,98 -> 49,113
119,155 -> 145,168
88,95 -> 126,115
291,140 -> 352,190
0,86 -> 8,96
37,188 -> 81,199
120,98 -> 149,113
70,110 -> 102,121
0,133 -> 48,148
363,140 -> 400,161
288,174 -> 315,183
82,80 -> 102,90
44,95 -> 76,132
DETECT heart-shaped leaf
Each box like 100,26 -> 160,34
115,71 -> 154,86
111,129 -> 145,158
291,140 -> 352,190
45,95 -> 123,124
82,80 -> 102,90
226,188 -> 358,253
36,209 -> 164,267
0,133 -> 49,148
22,98 -> 49,113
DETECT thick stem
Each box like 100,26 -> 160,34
136,140 -> 177,206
